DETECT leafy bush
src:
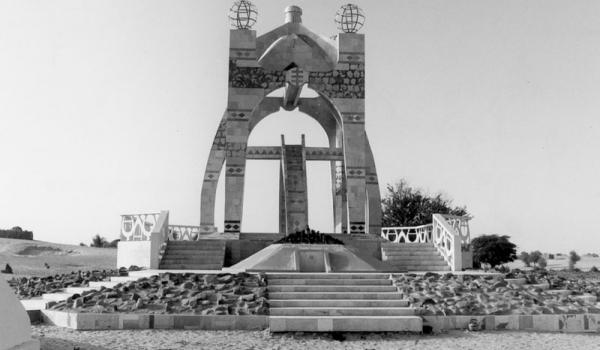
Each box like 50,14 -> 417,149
538,257 -> 548,269
275,227 -> 343,245
529,251 -> 543,266
519,252 -> 531,267
381,179 -> 468,226
90,234 -> 108,248
590,266 -> 599,273
472,234 -> 517,268
569,251 -> 581,271
106,239 -> 120,248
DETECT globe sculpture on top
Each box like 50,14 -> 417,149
229,0 -> 258,29
335,4 -> 365,33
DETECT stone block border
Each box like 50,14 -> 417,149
41,310 -> 268,331
41,309 -> 600,333
423,314 -> 599,333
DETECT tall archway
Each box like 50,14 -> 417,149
243,109 -> 334,233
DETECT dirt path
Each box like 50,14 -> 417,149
33,325 -> 600,350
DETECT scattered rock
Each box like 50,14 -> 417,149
47,272 -> 268,315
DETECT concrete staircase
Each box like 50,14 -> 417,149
381,243 -> 450,272
159,240 -> 226,270
268,273 -> 422,332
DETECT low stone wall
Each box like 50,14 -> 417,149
42,310 -> 268,331
423,314 -> 599,333
40,310 -> 600,333
0,229 -> 33,240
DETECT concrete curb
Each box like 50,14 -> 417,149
41,310 -> 268,331
41,309 -> 600,333
423,314 -> 600,333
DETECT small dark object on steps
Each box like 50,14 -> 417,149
1,263 -> 13,274
44,262 -> 50,269
331,332 -> 346,342
422,325 -> 433,334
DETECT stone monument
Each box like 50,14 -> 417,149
199,2 -> 381,236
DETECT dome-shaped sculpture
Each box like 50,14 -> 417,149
334,4 -> 365,33
229,0 -> 258,29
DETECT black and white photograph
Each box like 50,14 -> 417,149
1,1 -> 600,349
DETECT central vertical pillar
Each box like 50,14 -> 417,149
279,135 -> 309,234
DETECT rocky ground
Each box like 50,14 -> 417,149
395,272 -> 600,316
48,272 -> 269,315
9,270 -> 119,299
33,325 -> 600,350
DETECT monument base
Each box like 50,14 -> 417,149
229,244 -> 392,272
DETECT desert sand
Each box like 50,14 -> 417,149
33,325 -> 600,350
0,238 -> 116,277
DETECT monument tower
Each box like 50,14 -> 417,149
199,2 -> 381,236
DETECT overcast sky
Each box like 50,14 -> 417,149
1,0 -> 599,253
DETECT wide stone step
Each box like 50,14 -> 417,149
267,285 -> 398,293
160,257 -> 224,264
159,264 -> 222,270
269,307 -> 417,316
42,292 -> 73,302
270,316 -> 422,332
388,260 -> 449,267
163,247 -> 226,252
63,287 -> 95,294
401,265 -> 451,271
266,273 -> 391,280
88,281 -> 120,289
269,299 -> 409,308
381,243 -> 434,247
267,278 -> 392,286
383,250 -> 441,256
269,292 -> 403,300
383,259 -> 447,266
382,247 -> 438,252
166,240 -> 225,245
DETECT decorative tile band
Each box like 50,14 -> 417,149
349,221 -> 366,233
224,220 -> 241,233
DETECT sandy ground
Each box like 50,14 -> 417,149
507,256 -> 600,272
32,325 -> 600,350
0,238 -> 116,277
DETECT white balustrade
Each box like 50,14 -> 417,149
381,214 -> 471,271
120,213 -> 160,241
167,225 -> 202,241
380,224 -> 433,243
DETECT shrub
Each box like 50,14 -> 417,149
538,257 -> 547,269
495,265 -> 510,273
519,252 -> 531,267
106,239 -> 120,248
472,234 -> 517,268
548,253 -> 555,260
590,266 -> 599,273
569,251 -> 581,271
90,234 -> 108,248
530,251 -> 543,267
381,179 -> 468,226
275,227 -> 343,245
